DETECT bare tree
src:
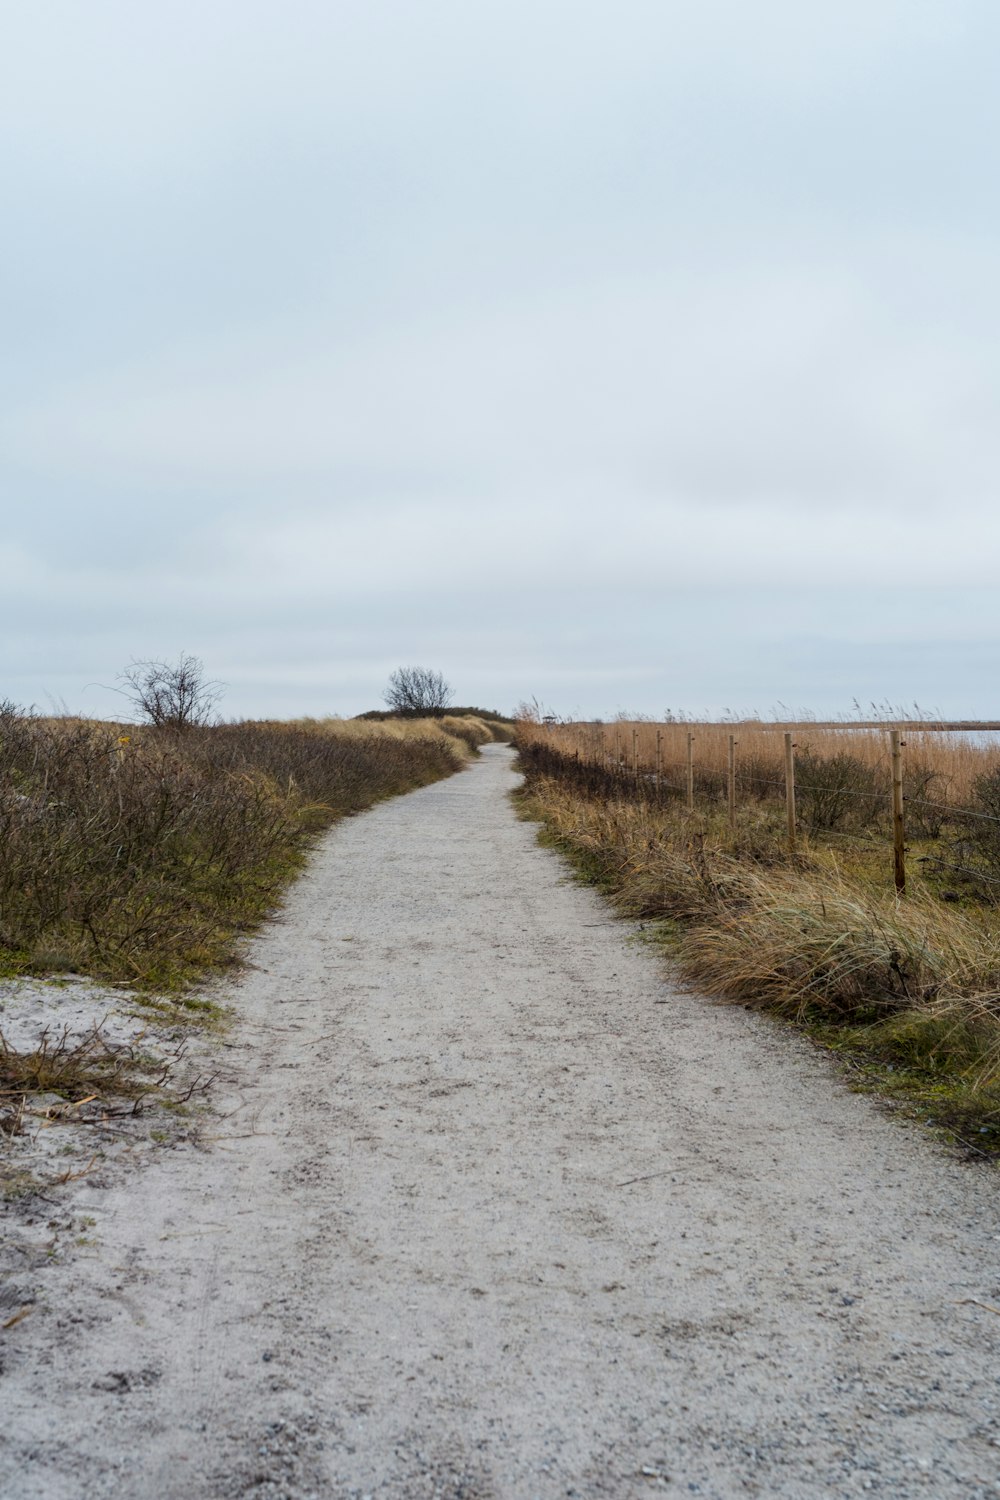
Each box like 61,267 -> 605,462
383,666 -> 454,713
118,654 -> 224,731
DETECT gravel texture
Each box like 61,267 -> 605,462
2,742 -> 1000,1499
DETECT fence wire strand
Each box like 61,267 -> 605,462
904,796 -> 1000,826
917,855 -> 1000,889
616,763 -> 1000,824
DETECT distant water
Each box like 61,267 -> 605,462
940,728 -> 1000,749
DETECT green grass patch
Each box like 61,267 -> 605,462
805,1011 -> 1000,1158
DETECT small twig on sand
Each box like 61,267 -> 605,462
956,1298 -> 1000,1318
50,1154 -> 98,1185
2,1306 -> 34,1331
617,1169 -> 674,1187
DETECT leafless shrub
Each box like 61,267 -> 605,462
957,766 -> 1000,879
118,653 -> 224,731
0,713 -> 459,984
794,749 -> 883,832
383,666 -> 453,713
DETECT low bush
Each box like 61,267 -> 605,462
793,749 -> 884,832
355,704 -> 513,724
0,708 -> 470,985
960,766 -> 1000,878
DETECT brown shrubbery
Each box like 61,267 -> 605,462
0,707 -> 487,985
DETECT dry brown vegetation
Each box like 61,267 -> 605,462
534,718 -> 997,807
0,707 -> 501,987
0,1022 -> 185,1143
517,719 -> 1000,1151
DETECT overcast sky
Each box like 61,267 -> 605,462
3,1 -> 998,721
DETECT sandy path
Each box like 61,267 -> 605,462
3,743 -> 1000,1499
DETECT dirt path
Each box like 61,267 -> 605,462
3,744 -> 1000,1499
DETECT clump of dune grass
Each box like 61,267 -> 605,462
679,868 -> 1000,1016
289,713 -> 479,759
0,1021 -> 181,1146
317,712 -> 512,749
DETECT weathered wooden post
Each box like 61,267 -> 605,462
655,728 -> 663,789
632,727 -> 639,779
784,731 -> 796,853
890,729 -> 906,895
728,734 -> 737,831
686,732 -> 695,812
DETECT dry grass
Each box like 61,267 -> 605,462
524,717 -> 999,807
0,1019 -> 205,1197
288,714 -> 484,755
288,713 -> 512,754
679,869 -> 1000,1017
0,1023 -> 169,1125
518,743 -> 1000,1152
0,1021 -> 208,1189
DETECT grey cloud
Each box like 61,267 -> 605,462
2,1 -> 998,721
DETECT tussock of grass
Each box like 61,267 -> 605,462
518,762 -> 1000,1153
0,708 -> 485,987
678,873 -> 1000,1018
0,1023 -> 169,1129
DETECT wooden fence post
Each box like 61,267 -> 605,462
728,734 -> 737,831
890,729 -> 906,895
784,731 -> 796,853
655,729 -> 662,789
632,727 -> 639,779
686,733 -> 695,812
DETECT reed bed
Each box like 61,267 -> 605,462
529,719 -> 998,808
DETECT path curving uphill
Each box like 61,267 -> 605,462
3,744 -> 999,1499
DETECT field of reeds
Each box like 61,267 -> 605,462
517,717 -> 1000,1152
535,717 -> 998,805
0,707 -> 503,989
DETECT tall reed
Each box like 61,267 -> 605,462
522,718 -> 999,808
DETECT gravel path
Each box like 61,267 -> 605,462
3,743 -> 1000,1499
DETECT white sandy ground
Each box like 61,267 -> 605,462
2,743 -> 1000,1500
0,975 -> 212,1192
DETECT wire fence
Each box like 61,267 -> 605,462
522,728 -> 1000,898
